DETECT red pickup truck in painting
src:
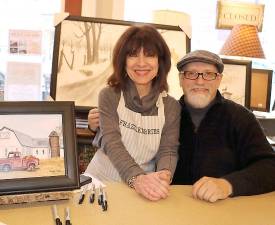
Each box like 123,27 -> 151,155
0,151 -> 39,172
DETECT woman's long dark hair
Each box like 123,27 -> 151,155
107,25 -> 171,92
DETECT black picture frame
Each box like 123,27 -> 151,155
0,101 -> 79,195
250,68 -> 273,112
220,58 -> 252,108
50,15 -> 191,113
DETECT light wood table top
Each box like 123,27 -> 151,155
0,182 -> 275,225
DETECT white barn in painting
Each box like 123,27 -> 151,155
0,126 -> 63,159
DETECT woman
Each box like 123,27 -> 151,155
85,25 -> 180,201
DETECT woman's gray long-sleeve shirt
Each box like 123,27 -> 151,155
92,80 -> 181,182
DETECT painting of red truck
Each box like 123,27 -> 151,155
0,151 -> 39,172
0,114 -> 66,180
0,101 -> 79,196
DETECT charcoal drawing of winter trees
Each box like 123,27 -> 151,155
55,20 -> 121,107
54,19 -> 187,107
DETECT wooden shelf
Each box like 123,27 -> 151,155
76,128 -> 95,138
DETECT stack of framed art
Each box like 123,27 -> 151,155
220,58 -> 273,112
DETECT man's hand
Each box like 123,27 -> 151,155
192,177 -> 232,203
88,108 -> 100,131
133,172 -> 170,201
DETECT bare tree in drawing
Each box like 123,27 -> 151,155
58,40 -> 75,72
58,21 -> 102,72
91,22 -> 102,64
74,21 -> 102,65
58,41 -> 65,72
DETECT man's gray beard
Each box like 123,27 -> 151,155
186,93 -> 211,109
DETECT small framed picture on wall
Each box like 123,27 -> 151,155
250,68 -> 273,112
220,58 -> 252,108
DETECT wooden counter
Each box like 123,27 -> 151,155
0,182 -> 274,225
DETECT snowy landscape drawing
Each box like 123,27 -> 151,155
52,18 -> 188,107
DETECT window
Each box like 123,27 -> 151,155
0,0 -> 61,101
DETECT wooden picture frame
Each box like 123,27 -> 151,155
220,58 -> 252,108
250,68 -> 273,112
50,15 -> 191,112
0,101 -> 79,195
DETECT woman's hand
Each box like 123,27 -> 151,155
133,172 -> 170,201
156,170 -> 172,184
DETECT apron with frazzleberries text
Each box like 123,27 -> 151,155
86,91 -> 166,181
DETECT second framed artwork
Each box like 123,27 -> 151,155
220,58 -> 252,108
0,101 -> 79,195
250,68 -> 273,112
50,16 -> 191,110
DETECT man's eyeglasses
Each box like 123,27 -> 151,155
179,71 -> 221,81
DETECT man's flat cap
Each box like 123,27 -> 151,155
176,50 -> 224,73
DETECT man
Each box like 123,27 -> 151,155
172,50 -> 275,202
88,50 -> 275,203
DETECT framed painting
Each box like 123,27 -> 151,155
0,101 -> 79,195
219,58 -> 252,108
250,68 -> 273,112
50,15 -> 191,112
